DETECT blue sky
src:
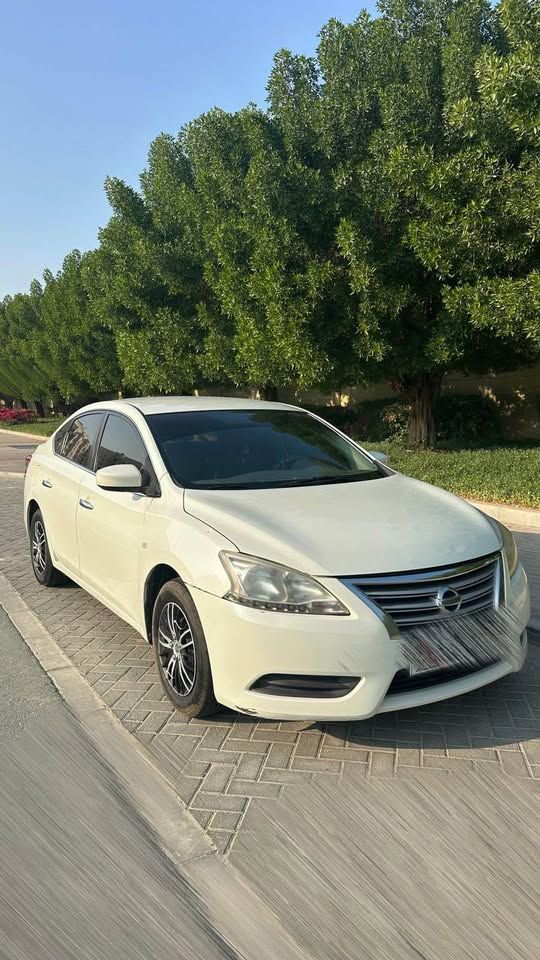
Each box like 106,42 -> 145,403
1,1 -> 376,298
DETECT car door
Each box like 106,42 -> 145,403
39,412 -> 104,575
76,412 -> 158,620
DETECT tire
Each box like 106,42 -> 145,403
29,509 -> 65,586
152,579 -> 219,718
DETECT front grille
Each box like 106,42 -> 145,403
342,553 -> 501,630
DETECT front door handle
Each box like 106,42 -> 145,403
42,479 -> 52,488
79,498 -> 94,510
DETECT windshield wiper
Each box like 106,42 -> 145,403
278,473 -> 379,487
196,472 -> 380,490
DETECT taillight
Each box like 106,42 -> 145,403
24,454 -> 32,475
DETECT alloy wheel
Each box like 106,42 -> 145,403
32,520 -> 47,576
157,601 -> 197,697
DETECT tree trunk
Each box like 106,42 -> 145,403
406,373 -> 441,448
34,400 -> 45,417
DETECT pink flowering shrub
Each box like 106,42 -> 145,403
0,408 -> 38,424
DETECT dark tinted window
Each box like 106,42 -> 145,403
62,414 -> 103,469
53,421 -> 70,454
147,409 -> 385,490
96,414 -> 152,484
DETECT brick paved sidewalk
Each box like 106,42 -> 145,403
1,477 -> 539,854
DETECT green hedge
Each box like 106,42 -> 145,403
367,441 -> 540,509
0,418 -> 64,437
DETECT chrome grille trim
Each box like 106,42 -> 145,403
342,553 -> 501,630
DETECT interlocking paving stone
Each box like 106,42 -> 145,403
193,792 -> 247,813
292,757 -> 341,773
202,763 -> 236,793
295,732 -> 323,756
260,767 -> 312,784
1,476 -> 539,855
369,751 -> 396,777
236,754 -> 265,780
266,743 -> 294,768
320,746 -> 370,761
227,778 -> 282,798
210,811 -> 242,831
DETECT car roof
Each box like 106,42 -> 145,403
78,396 -> 303,416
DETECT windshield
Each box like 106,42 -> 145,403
146,409 -> 386,490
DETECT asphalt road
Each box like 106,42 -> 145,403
0,429 -> 39,474
0,608 -> 252,960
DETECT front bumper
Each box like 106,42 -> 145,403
191,560 -> 530,721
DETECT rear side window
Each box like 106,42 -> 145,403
61,414 -> 104,469
96,414 -> 153,486
53,421 -> 70,454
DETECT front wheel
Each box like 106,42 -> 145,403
29,509 -> 65,586
152,580 -> 219,718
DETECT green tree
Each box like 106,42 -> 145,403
0,253 -> 120,407
410,0 -> 540,349
0,283 -> 51,406
184,103 -> 346,395
40,249 -> 121,400
85,138 -> 210,395
269,0 -> 538,445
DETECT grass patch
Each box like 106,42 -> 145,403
0,418 -> 64,437
366,441 -> 540,509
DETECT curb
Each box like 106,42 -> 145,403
0,427 -> 48,442
0,571 -> 305,959
467,499 -> 540,531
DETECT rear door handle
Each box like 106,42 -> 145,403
42,479 -> 52,488
79,498 -> 94,510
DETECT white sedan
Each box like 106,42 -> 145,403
24,396 -> 530,720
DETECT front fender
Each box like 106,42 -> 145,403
139,493 -> 237,629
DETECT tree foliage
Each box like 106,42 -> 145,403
417,0 -> 540,349
84,141 -> 209,395
0,284 -> 51,402
40,249 -> 121,398
1,252 -> 120,405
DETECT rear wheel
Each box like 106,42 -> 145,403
30,509 -> 65,586
152,579 -> 219,718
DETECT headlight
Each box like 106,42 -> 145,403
488,517 -> 518,577
498,521 -> 519,578
220,552 -> 349,615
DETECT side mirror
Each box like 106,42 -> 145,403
95,464 -> 143,491
367,450 -> 389,465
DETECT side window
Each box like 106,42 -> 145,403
96,414 -> 153,486
53,420 -> 70,455
61,414 -> 103,469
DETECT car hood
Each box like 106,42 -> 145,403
184,474 -> 501,576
